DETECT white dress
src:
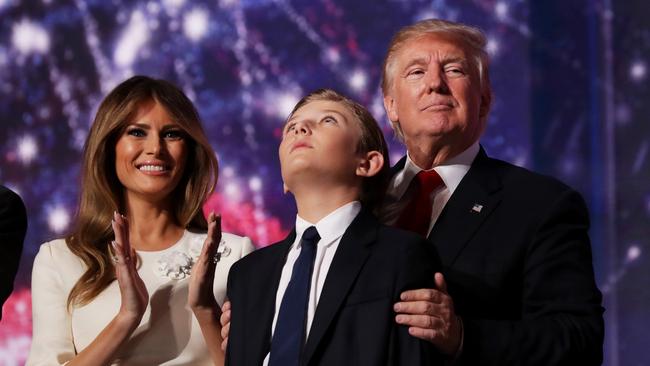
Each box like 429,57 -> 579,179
27,230 -> 255,366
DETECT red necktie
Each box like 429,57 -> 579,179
395,170 -> 444,236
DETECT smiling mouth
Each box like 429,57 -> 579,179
136,163 -> 170,173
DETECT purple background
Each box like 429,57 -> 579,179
0,0 -> 648,364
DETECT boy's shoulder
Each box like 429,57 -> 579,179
230,234 -> 293,275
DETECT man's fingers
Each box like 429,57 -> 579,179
434,272 -> 448,294
407,326 -> 438,343
221,337 -> 228,352
221,300 -> 231,312
395,313 -> 444,329
221,321 -> 230,340
399,288 -> 445,303
220,308 -> 231,328
393,300 -> 449,317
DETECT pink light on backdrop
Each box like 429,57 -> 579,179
1,288 -> 32,365
203,192 -> 289,247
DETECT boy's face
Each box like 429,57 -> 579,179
279,100 -> 363,191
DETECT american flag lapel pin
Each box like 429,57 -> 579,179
471,203 -> 483,214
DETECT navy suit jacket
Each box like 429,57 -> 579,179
391,147 -> 604,365
225,209 -> 443,366
0,185 -> 27,319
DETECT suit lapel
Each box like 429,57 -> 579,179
390,156 -> 407,177
302,210 -> 377,365
427,148 -> 503,267
245,230 -> 296,365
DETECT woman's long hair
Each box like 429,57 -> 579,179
66,76 -> 219,309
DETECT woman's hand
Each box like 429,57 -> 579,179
112,211 -> 149,326
188,212 -> 222,314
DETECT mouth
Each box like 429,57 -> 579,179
290,141 -> 312,153
135,161 -> 170,174
421,102 -> 454,111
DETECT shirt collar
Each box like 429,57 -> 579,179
391,141 -> 480,199
294,201 -> 361,249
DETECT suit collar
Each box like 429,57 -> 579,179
389,142 -> 479,200
427,146 -> 503,266
302,209 -> 378,364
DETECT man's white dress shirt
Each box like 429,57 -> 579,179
380,142 -> 480,234
263,201 -> 361,366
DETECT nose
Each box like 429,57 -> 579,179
292,120 -> 311,135
426,67 -> 450,94
144,134 -> 162,155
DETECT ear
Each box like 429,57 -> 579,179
383,95 -> 399,123
479,88 -> 491,120
356,150 -> 385,178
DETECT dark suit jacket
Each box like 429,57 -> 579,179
226,209 -> 442,366
391,147 -> 604,366
0,185 -> 27,319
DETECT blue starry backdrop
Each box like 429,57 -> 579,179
0,0 -> 647,365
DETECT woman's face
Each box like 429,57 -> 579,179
114,100 -> 188,204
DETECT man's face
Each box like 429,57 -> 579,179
278,100 -> 362,192
383,33 -> 488,152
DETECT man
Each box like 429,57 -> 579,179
382,19 -> 604,365
0,185 -> 27,320
221,19 -> 604,366
225,89 -> 440,365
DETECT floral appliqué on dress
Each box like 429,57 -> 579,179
154,236 -> 231,280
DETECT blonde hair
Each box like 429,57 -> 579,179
287,89 -> 390,210
381,19 -> 493,139
66,75 -> 218,309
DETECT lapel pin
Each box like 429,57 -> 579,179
471,204 -> 483,213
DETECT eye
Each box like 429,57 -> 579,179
321,115 -> 337,124
284,122 -> 296,134
162,129 -> 184,140
445,66 -> 466,77
126,127 -> 146,137
406,68 -> 425,79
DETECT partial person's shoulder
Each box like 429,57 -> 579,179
37,238 -> 74,258
0,186 -> 27,216
374,224 -> 433,257
230,239 -> 285,274
487,156 -> 580,198
184,230 -> 256,260
34,238 -> 84,270
222,232 -> 256,258
0,185 -> 21,203
376,224 -> 427,248
372,224 -> 439,271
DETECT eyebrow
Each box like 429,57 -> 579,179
402,57 -> 430,72
285,108 -> 349,126
441,57 -> 468,66
402,55 -> 469,71
128,122 -> 180,130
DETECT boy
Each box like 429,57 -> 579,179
225,89 -> 441,366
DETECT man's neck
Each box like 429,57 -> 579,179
405,138 -> 475,170
292,185 -> 360,224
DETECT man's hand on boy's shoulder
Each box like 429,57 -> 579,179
220,300 -> 231,351
393,273 -> 463,357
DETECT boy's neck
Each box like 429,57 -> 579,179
293,185 -> 360,224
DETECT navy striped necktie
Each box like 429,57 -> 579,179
269,226 -> 321,366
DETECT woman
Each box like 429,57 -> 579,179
27,76 -> 254,365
